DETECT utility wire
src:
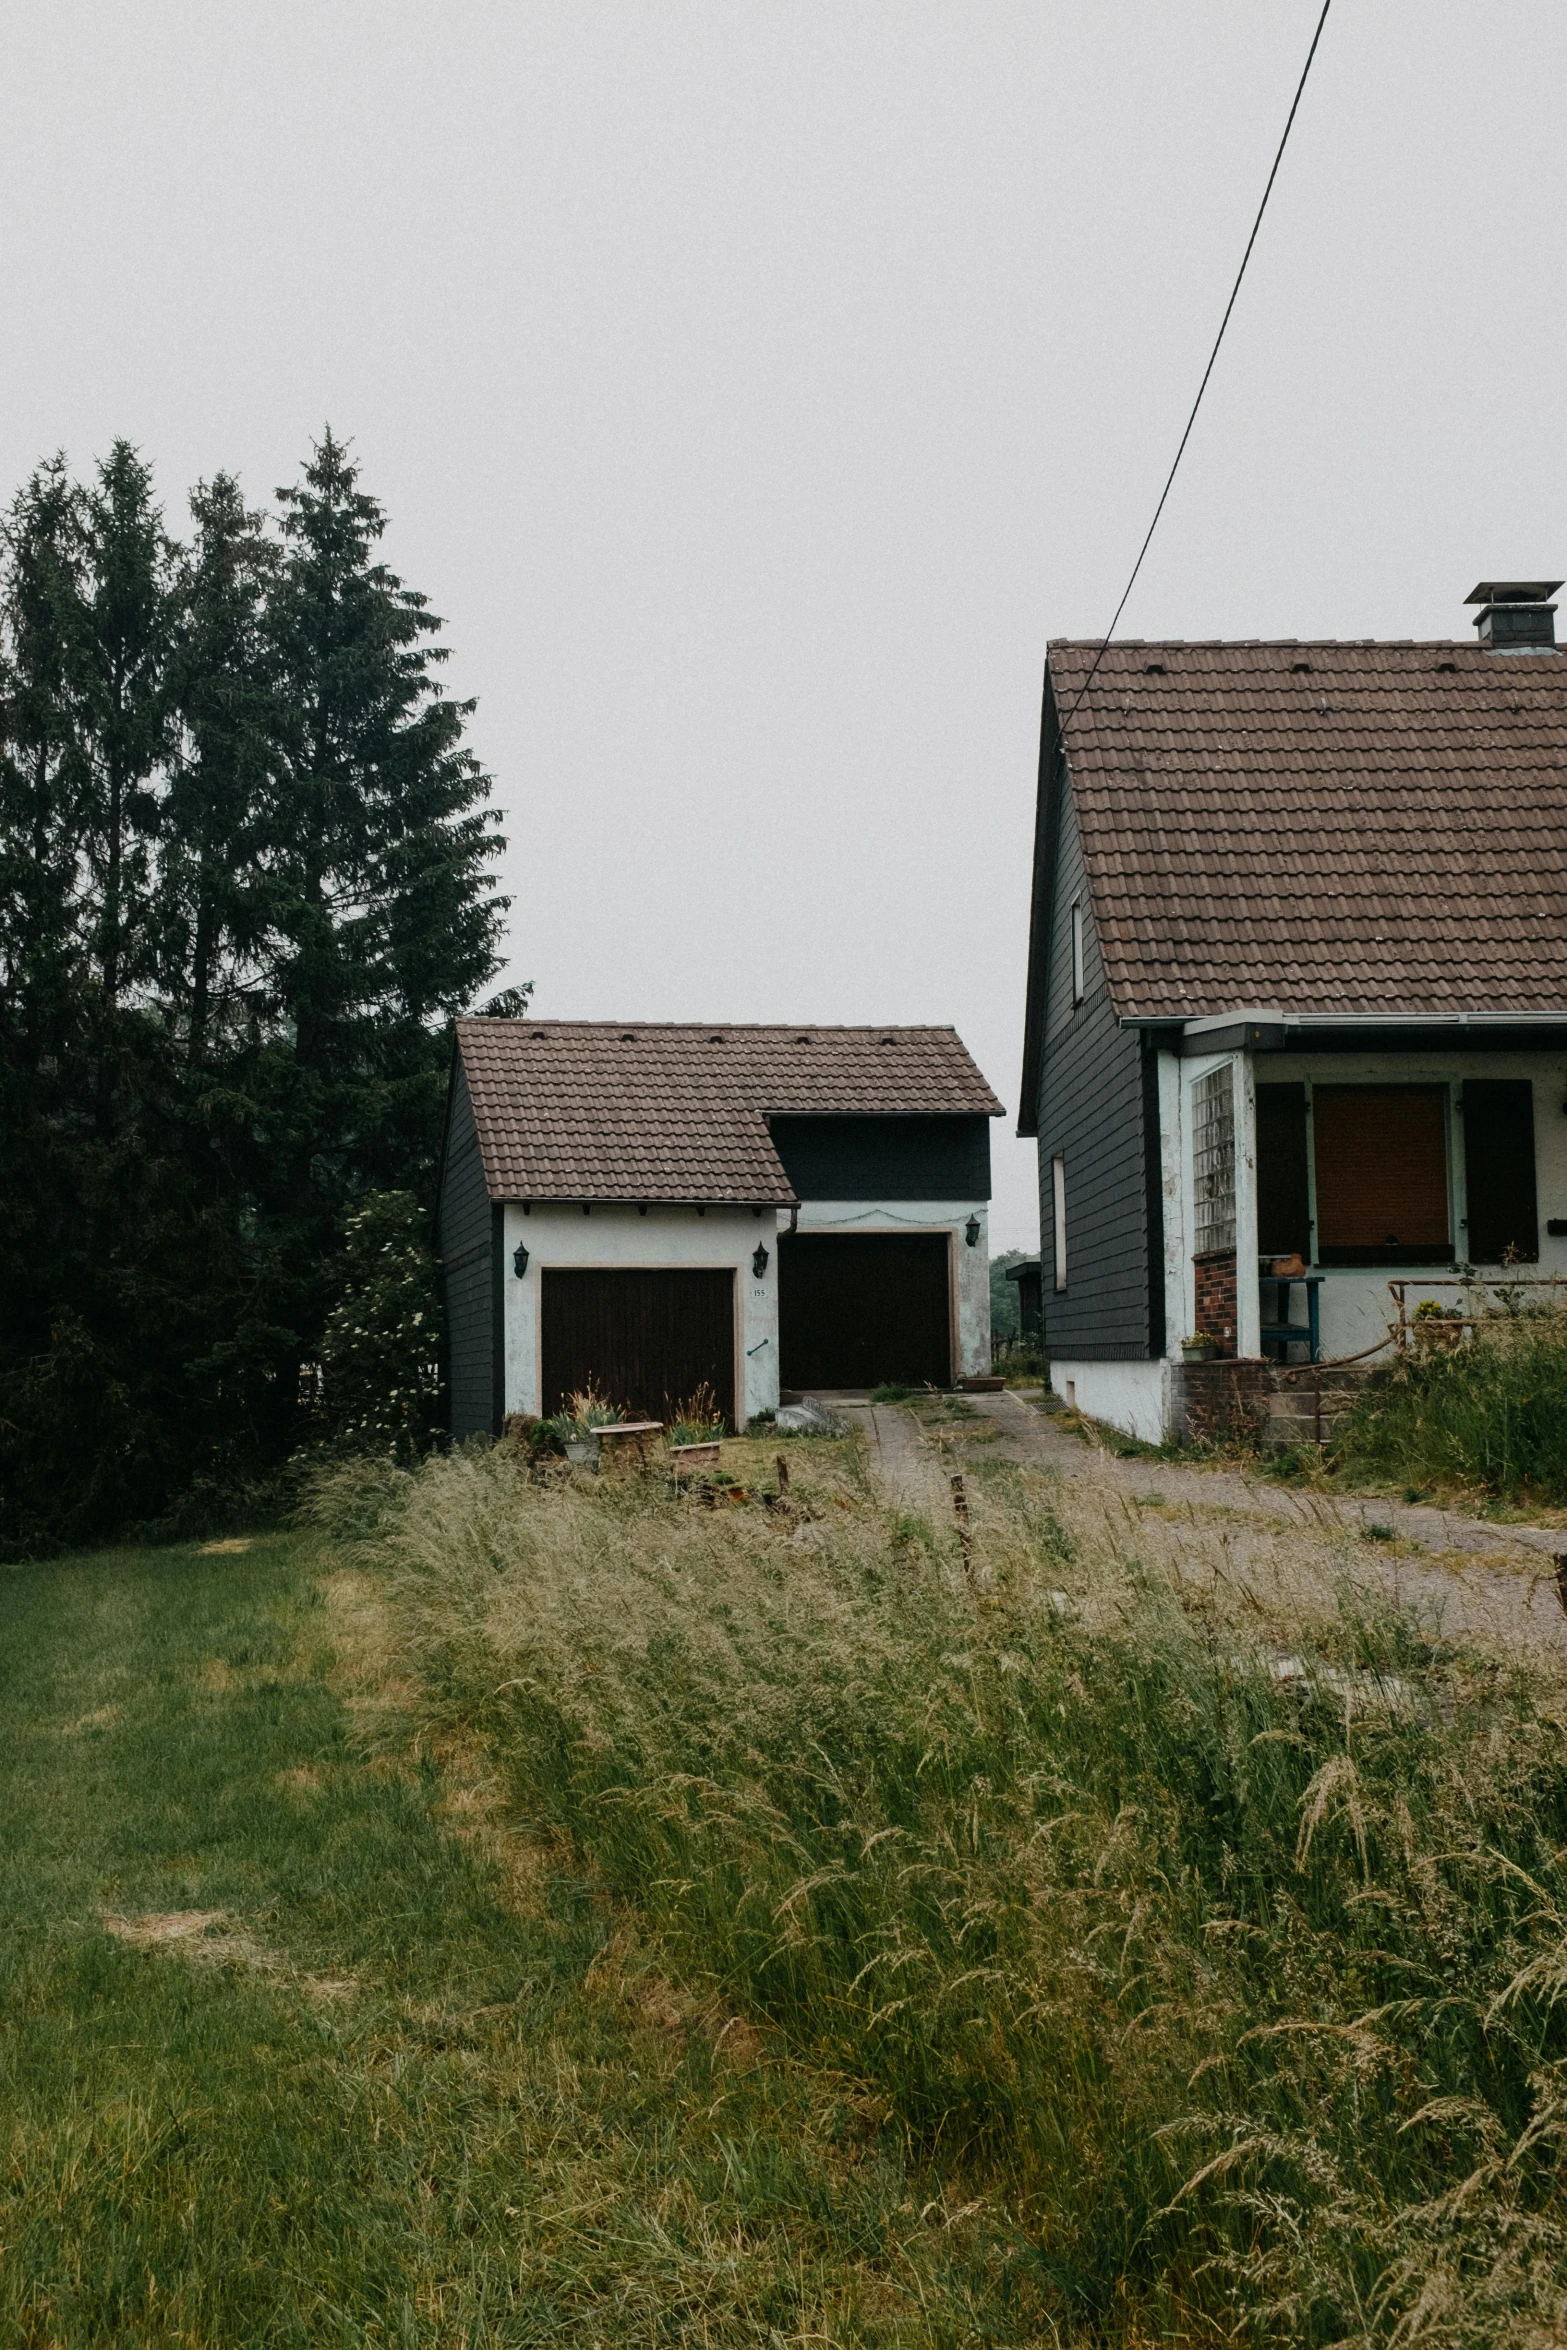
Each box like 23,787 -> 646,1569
1059,0 -> 1333,735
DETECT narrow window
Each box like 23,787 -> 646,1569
1070,902 -> 1085,1007
1051,1154 -> 1068,1291
1312,1085 -> 1451,1266
1192,1066 -> 1236,1254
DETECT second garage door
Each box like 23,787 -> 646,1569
778,1231 -> 951,1390
541,1268 -> 736,1426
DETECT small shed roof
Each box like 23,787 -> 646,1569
454,1020 -> 1004,1205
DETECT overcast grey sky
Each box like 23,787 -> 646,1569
4,2 -> 1564,1246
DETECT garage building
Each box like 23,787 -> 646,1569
437,1019 -> 1003,1434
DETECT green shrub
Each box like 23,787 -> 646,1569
1335,1312 -> 1567,1505
305,1192 -> 443,1464
369,1446 -> 1567,2345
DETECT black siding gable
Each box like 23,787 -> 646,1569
437,1058 -> 500,1437
1024,672 -> 1160,1360
769,1115 -> 991,1201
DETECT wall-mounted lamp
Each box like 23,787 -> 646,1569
512,1242 -> 530,1278
752,1243 -> 770,1278
964,1215 -> 981,1249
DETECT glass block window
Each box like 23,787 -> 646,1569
1192,1065 -> 1236,1254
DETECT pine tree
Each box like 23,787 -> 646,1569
0,431 -> 510,1552
262,428 -> 506,1208
75,442 -> 172,1017
0,458 -> 88,1061
160,473 -> 278,1062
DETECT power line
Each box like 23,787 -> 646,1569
1059,0 -> 1333,736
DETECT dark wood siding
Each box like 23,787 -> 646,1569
778,1232 -> 951,1389
1035,784 -> 1155,1360
1463,1078 -> 1539,1262
541,1269 -> 736,1427
436,1061 -> 498,1439
1257,1083 -> 1311,1259
769,1115 -> 991,1201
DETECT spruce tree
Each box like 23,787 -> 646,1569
263,430 -> 506,1213
0,431 -> 509,1551
160,473 -> 278,1062
0,458 -> 88,1061
75,442 -> 171,1018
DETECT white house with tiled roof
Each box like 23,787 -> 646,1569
1021,583 -> 1567,1443
437,1021 -> 1003,1435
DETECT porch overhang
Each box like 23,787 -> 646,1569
1119,1010 -> 1567,1056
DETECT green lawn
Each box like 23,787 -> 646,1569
0,1533 -> 1010,2347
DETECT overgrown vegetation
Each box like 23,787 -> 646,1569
0,434 -> 508,1553
666,1382 -> 726,1447
339,1438 -> 1567,2346
1334,1313 -> 1567,1509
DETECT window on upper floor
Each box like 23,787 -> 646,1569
1070,902 -> 1085,1007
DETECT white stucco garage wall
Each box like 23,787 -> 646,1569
499,1195 -> 993,1419
793,1199 -> 992,1380
500,1202 -> 783,1423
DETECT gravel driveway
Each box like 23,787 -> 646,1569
840,1391 -> 1567,1661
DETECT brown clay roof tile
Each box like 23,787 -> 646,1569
455,1021 -> 1003,1203
1048,638 -> 1567,1018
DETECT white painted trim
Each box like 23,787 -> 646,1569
1157,1049 -> 1187,1353
1234,1054 -> 1260,1357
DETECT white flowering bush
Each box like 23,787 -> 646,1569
313,1191 -> 443,1462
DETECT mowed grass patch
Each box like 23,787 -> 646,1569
0,1529 -> 1048,2346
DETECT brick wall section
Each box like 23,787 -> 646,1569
1171,1359 -> 1271,1446
1193,1247 -> 1238,1350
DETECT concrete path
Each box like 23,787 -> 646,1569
839,1391 -> 1567,1661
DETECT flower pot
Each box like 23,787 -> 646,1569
670,1440 -> 722,1476
563,1435 -> 600,1467
1181,1339 -> 1219,1364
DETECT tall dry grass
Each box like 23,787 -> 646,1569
1336,1312 -> 1567,1507
324,1441 -> 1567,2345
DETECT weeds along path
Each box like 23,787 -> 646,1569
866,1394 -> 1567,1662
0,1528 -> 1040,2346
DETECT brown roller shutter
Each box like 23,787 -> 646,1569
1463,1080 -> 1538,1263
1312,1085 -> 1452,1266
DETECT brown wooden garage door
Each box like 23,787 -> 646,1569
778,1232 -> 950,1391
541,1268 -> 736,1427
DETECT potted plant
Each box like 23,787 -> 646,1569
1180,1332 -> 1219,1363
667,1383 -> 726,1479
555,1386 -> 624,1466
